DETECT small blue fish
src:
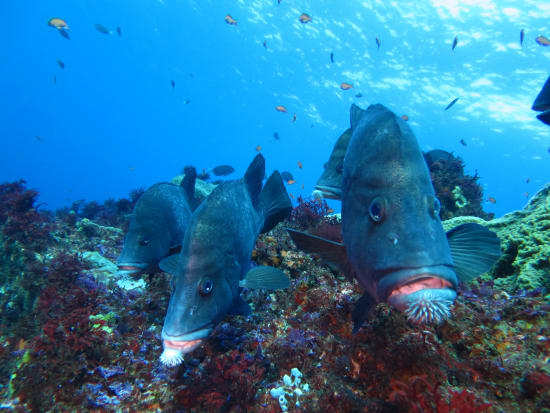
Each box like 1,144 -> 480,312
520,29 -> 524,47
452,36 -> 458,51
94,23 -> 111,34
375,36 -> 381,50
444,97 -> 459,111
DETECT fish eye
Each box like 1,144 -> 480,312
199,279 -> 214,296
140,238 -> 150,246
368,197 -> 385,222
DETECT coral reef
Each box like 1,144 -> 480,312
0,181 -> 549,412
444,182 -> 550,293
425,151 -> 492,220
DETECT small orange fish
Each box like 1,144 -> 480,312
48,17 -> 69,30
327,208 -> 334,214
289,193 -> 295,199
299,13 -> 312,23
401,114 -> 409,121
225,15 -> 237,25
486,197 -> 496,204
275,105 -> 288,113
297,161 -> 303,169
535,35 -> 550,46
287,180 -> 296,185
292,113 -> 297,122
340,82 -> 354,90
256,145 -> 262,152
523,192 -> 529,198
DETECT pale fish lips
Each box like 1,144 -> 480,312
160,339 -> 203,367
387,277 -> 457,325
116,263 -> 146,276
312,185 -> 341,200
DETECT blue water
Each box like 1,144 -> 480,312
2,0 -> 549,217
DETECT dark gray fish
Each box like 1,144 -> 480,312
94,23 -> 110,34
159,154 -> 292,366
355,93 -> 363,98
460,139 -> 467,146
280,171 -> 293,182
58,28 -> 70,39
376,36 -> 381,50
53,75 -> 57,84
289,104 -> 500,332
116,167 -> 198,276
116,27 -> 122,37
452,36 -> 458,51
532,76 -> 550,126
312,128 -> 352,200
212,164 -> 235,176
57,59 -> 65,69
520,29 -> 524,47
171,80 -> 175,89
273,132 -> 280,140
444,97 -> 459,111
330,52 -> 334,63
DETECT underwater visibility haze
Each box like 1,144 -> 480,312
1,0 -> 550,411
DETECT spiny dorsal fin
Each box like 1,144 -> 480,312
181,166 -> 197,209
244,154 -> 265,210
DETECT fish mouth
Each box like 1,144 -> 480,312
116,263 -> 146,275
385,274 -> 457,324
313,185 -> 341,200
377,265 -> 458,324
160,326 -> 213,367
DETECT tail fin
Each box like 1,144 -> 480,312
260,171 -> 292,233
244,154 -> 265,210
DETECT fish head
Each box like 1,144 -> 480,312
313,128 -> 352,200
160,251 -> 241,366
342,104 -> 458,324
116,221 -> 172,276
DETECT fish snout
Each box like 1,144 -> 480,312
116,262 -> 146,276
389,287 -> 457,325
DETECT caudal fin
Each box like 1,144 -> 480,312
446,223 -> 501,282
259,171 -> 292,233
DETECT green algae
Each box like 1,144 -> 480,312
444,183 -> 550,293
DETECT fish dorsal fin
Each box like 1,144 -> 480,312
532,76 -> 550,112
159,254 -> 179,275
286,228 -> 353,279
180,166 -> 197,209
446,223 -> 501,283
350,104 -> 364,130
239,265 -> 290,290
352,293 -> 375,333
228,297 -> 252,316
244,154 -> 265,210
260,171 -> 292,233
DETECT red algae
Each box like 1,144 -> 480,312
0,186 -> 548,412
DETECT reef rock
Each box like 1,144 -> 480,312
443,183 -> 550,292
171,175 -> 216,200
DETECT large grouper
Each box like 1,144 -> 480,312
159,154 -> 292,366
288,104 -> 501,332
116,167 -> 198,276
